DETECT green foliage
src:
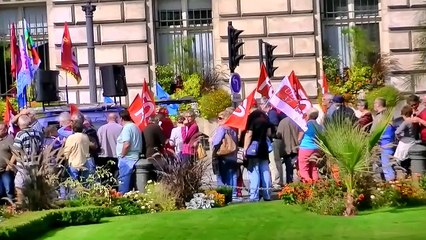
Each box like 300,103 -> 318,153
143,182 -> 177,212
279,180 -> 346,215
315,109 -> 394,215
370,179 -> 426,209
323,56 -> 340,84
198,88 -> 231,119
0,98 -> 18,122
155,64 -> 175,94
172,73 -> 203,100
343,27 -> 377,66
329,65 -> 373,97
169,37 -> 199,76
0,206 -> 109,240
215,186 -> 233,204
365,86 -> 401,111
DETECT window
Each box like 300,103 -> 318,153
0,8 -> 18,36
24,6 -> 48,36
321,0 -> 380,68
155,0 -> 213,72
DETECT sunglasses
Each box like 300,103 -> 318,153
218,117 -> 224,120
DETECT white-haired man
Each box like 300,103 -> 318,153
58,112 -> 73,139
11,108 -> 44,133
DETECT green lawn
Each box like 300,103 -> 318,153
41,201 -> 426,240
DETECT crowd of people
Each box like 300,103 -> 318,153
0,106 -> 201,205
1,93 -> 426,205
211,93 -> 426,203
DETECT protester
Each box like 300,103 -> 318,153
298,108 -> 321,183
322,93 -> 336,118
11,108 -> 44,133
97,113 -> 122,168
330,95 -> 357,123
181,110 -> 199,162
259,97 -> 285,190
169,116 -> 185,158
157,108 -> 174,139
406,94 -> 421,116
373,97 -> 395,181
142,116 -> 166,158
63,120 -> 91,181
394,105 -> 417,175
80,115 -> 101,167
12,115 -> 43,205
0,123 -> 14,200
212,111 -> 238,200
57,112 -> 73,139
276,116 -> 303,184
244,108 -> 272,201
414,95 -> 426,142
43,125 -> 62,150
357,100 -> 373,131
116,109 -> 143,194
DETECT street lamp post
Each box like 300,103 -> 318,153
82,1 -> 97,104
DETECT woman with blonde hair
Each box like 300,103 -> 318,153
211,110 -> 238,200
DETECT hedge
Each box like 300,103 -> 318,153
0,206 -> 112,240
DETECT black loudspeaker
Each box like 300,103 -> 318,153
100,65 -> 128,97
35,70 -> 60,102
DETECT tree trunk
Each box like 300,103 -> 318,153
344,192 -> 356,216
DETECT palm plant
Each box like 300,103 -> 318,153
10,142 -> 66,210
315,110 -> 393,216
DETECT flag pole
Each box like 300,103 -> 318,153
65,73 -> 69,104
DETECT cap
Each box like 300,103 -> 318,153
333,95 -> 344,104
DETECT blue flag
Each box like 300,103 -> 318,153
104,96 -> 114,104
155,82 -> 170,100
155,82 -> 179,116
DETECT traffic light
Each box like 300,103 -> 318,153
227,21 -> 245,73
264,42 -> 278,77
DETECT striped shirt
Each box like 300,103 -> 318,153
13,128 -> 43,159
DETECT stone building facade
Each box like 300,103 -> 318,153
0,0 -> 425,104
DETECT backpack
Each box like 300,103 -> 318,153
217,130 -> 237,156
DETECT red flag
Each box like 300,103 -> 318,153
288,71 -> 312,114
256,63 -> 274,99
70,104 -> 80,116
224,89 -> 256,130
10,23 -> 19,79
270,76 -> 308,131
4,97 -> 18,135
322,71 -> 329,94
128,81 -> 156,131
60,22 -> 82,84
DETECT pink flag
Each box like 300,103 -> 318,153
269,76 -> 310,131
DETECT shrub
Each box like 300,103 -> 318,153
10,143 -> 66,211
370,179 -> 426,209
144,182 -> 177,212
206,190 -> 226,207
279,180 -> 346,215
215,186 -> 233,204
172,73 -> 203,100
365,86 -> 401,111
0,206 -> 109,240
156,64 -> 175,94
198,88 -> 232,119
60,161 -> 118,208
154,150 -> 209,208
201,66 -> 226,92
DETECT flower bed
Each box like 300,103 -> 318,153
279,177 -> 426,216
